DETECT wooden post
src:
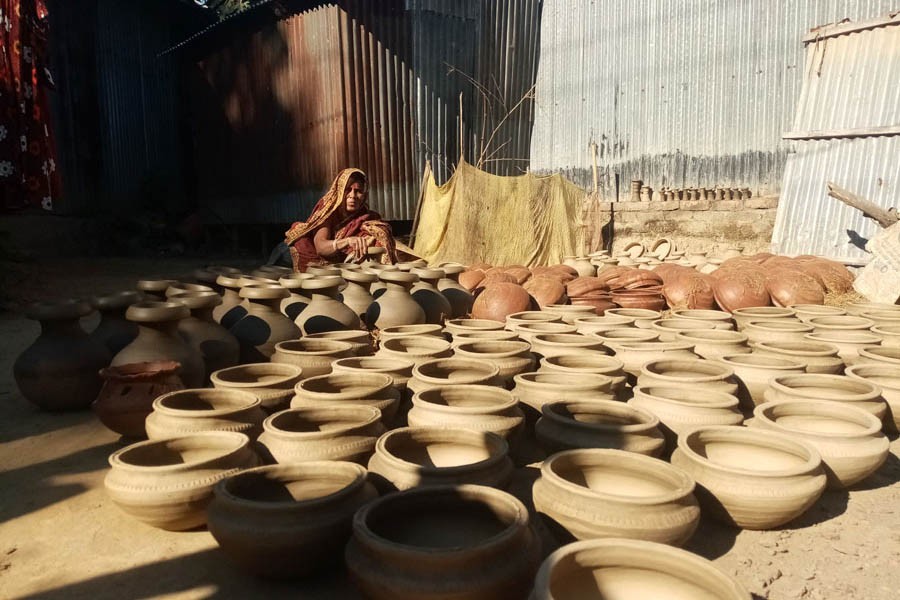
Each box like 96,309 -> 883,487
590,141 -> 599,194
827,182 -> 898,228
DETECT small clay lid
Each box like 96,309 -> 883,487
165,282 -> 214,298
279,273 -> 314,290
342,269 -> 378,284
126,301 -> 190,323
301,275 -> 345,291
379,271 -> 419,285
25,299 -> 93,321
136,279 -> 179,293
169,290 -> 223,310
411,268 -> 444,282
239,283 -> 290,300
91,291 -> 142,312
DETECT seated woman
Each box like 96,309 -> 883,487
281,168 -> 398,272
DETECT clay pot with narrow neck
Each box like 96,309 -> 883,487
92,361 -> 184,438
364,271 -> 426,330
563,256 -> 596,278
146,388 -> 266,441
453,340 -> 535,388
14,299 -> 112,411
278,273 -> 313,321
436,265 -> 475,317
194,266 -> 242,295
411,268 -> 453,324
535,401 -> 665,457
846,364 -> 900,432
272,339 -> 354,379
112,301 -> 204,388
763,373 -> 887,421
170,291 -> 239,381
297,276 -> 361,334
136,279 -> 179,300
230,284 -> 299,363
674,329 -> 750,360
89,291 -> 142,355
213,274 -> 248,328
339,269 -> 377,325
750,340 -> 843,374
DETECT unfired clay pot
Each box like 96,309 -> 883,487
408,385 -> 525,443
513,321 -> 578,343
376,335 -> 452,368
145,388 -> 266,441
411,268 -> 454,324
763,373 -> 886,421
792,304 -> 847,323
366,271 -> 426,330
444,318 -> 505,338
339,269 -> 377,324
715,353 -> 806,412
873,325 -> 900,347
541,304 -> 597,325
529,333 -> 605,360
277,273 -> 313,321
290,372 -> 401,424
450,330 -> 520,348
533,449 -> 699,546
331,356 -> 415,397
674,329 -> 749,360
845,363 -> 900,432
170,291 -> 239,382
453,340 -> 535,388
650,318 -> 718,342
212,274 -> 248,329
207,461 -> 377,578
571,314 -> 636,335
845,301 -> 900,316
512,372 -> 615,423
669,308 -> 734,330
808,315 -> 876,334
856,345 -> 900,368
436,266 -> 475,318
731,306 -> 795,330
505,310 -> 561,331
92,360 -> 184,438
604,341 -> 697,380
305,330 -> 374,356
743,320 -> 814,345
861,310 -> 900,330
271,339 -> 354,379
535,400 -> 665,457
136,279 -> 179,300
89,291 -> 142,355
605,307 -> 661,328
538,354 -> 627,399
637,359 -> 738,395
408,358 -> 501,394
590,327 -> 660,346
297,276 -> 362,334
210,363 -> 303,413
379,323 -> 445,342
750,341 -> 843,374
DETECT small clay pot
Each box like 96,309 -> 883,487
408,385 -> 525,443
538,354 -> 627,398
529,333 -> 605,359
366,271 -> 427,330
715,353 -> 806,412
411,268 -> 454,324
212,274 -> 248,328
750,341 -> 843,374
379,323 -> 445,342
541,304 -> 597,325
808,315 -> 876,334
669,308 -> 734,330
408,358 -> 502,394
763,374 -> 887,421
230,285 -> 300,362
604,341 -> 697,380
604,308 -> 662,329
453,340 -> 535,387
535,401 -> 665,457
291,372 -> 401,425
93,361 -> 184,438
271,339 -> 355,379
513,321 -> 577,343
846,364 -> 900,433
512,372 -> 614,423
505,310 -> 562,331
650,318 -> 718,342
856,345 -> 900,368
376,335 -> 453,368
170,291 -> 239,382
450,330 -> 520,348
742,319 -> 814,345
731,306 -> 795,330
339,269 -> 377,323
211,363 -> 304,413
331,356 -> 415,395
145,388 -> 266,440
674,329 -> 750,360
443,318 -> 506,338
305,330 -> 374,356
136,279 -> 179,300
571,314 -> 636,335
637,359 -> 738,395
873,325 -> 900,347
792,304 -> 846,323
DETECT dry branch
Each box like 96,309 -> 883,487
826,182 -> 898,228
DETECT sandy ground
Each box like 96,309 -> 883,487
1,258 -> 898,599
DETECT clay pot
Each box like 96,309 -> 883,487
611,289 -> 667,311
212,274 -> 248,329
512,372 -> 614,422
765,269 -> 825,307
170,291 -> 239,381
306,265 -> 342,276
846,364 -> 900,432
804,331 -> 882,365
305,330 -> 374,356
713,270 -> 770,312
364,271 -> 426,329
742,319 -> 814,345
536,401 -> 665,457
670,426 -> 826,529
112,301 -> 204,388
731,306 -> 796,330
808,315 -> 875,334
444,318 -> 505,338
136,279 -> 179,300
533,449 -> 699,546
670,308 -> 734,329
531,538 -> 751,600
663,273 -> 717,310
458,269 -> 486,291
674,329 -> 750,360
194,266 -> 242,294
436,267 -> 475,318
538,354 -> 627,398
513,321 -> 577,343
873,325 -> 900,347
764,374 -> 887,421
715,353 -> 806,411
792,304 -> 846,323
650,318 -> 718,342
751,401 -> 889,489
146,388 -> 266,440
563,256 -> 596,277
271,339 -> 354,378
453,340 -> 535,387
207,461 -> 377,578
530,333 -> 605,359
408,358 -> 501,394
472,283 -> 536,322
345,484 -> 540,600
637,359 -> 738,395
338,269 -> 376,324
856,345 -> 900,368
92,361 -> 184,438
299,276 -> 363,334
541,304 -> 597,324
572,314 -> 635,335
291,372 -> 401,425
845,301 -> 900,316
211,363 -> 304,413
451,330 -> 520,348
331,357 -> 415,397
590,327 -> 660,345
104,431 -> 259,530
750,341 -> 843,374
604,341 -> 697,380
278,273 -> 313,321
408,385 -> 525,443
14,299 -> 112,411
379,323 -> 445,343
524,277 -> 568,307
505,310 -> 562,330
257,405 -> 386,464
411,268 -> 454,324
604,307 -> 661,328
89,291 -> 141,355
377,335 -> 453,368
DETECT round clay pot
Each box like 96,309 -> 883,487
804,331 -> 882,365
637,359 -> 738,395
194,266 -> 242,294
604,307 -> 661,329
808,315 -> 876,334
450,330 -> 520,348
306,266 -> 342,276
846,364 -> 900,432
212,274 -> 248,328
572,314 -> 636,335
604,341 -> 697,380
339,269 -> 377,324
376,335 -> 452,368
563,256 -> 596,277
731,306 -> 796,330
512,372 -> 614,423
208,461 -> 377,578
715,353 -> 806,411
271,339 -> 354,378
649,318 -> 717,342
14,299 -> 112,411
743,319 -> 814,345
89,291 -> 142,355
345,484 -> 540,600
136,279 -> 180,300
92,361 -> 184,438
751,400 -> 889,489
533,449 -> 699,546
750,341 -> 843,374
531,538 -> 751,600
856,345 -> 900,368
530,333 -> 605,360
104,431 -> 259,530
258,405 -> 386,464
305,329 -> 374,356
146,388 -> 265,440
290,372 -> 401,424
368,427 -> 514,492
436,268 -> 475,318
764,373 -> 887,421
411,268 -> 454,324
535,401 -> 665,457
444,318 -> 505,338
278,273 -> 313,320
873,325 -> 900,347
453,340 -> 536,387
298,276 -> 363,334
674,329 -> 750,360
513,321 -> 577,343
505,310 -> 562,330
408,385 -> 525,442
792,304 -> 847,323
365,271 -> 427,330
845,301 -> 900,316
670,425 -> 826,529
538,354 -> 627,398
331,356 -> 415,395
669,308 -> 734,330
379,323 -> 445,342
409,358 -> 501,394
165,282 -> 214,298
170,291 -> 239,382
541,304 -> 597,325
211,363 -> 303,413
590,327 -> 660,346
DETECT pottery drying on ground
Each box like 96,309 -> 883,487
411,268 -> 454,324
649,318 -> 717,342
845,363 -> 900,432
290,372 -> 401,424
731,306 -> 795,330
305,329 -> 374,356
298,276 -> 362,334
376,334 -> 452,370
808,315 -> 876,335
170,291 -> 239,381
571,314 -> 636,335
604,341 -> 697,380
604,307 -> 661,328
92,360 -> 184,438
277,273 -> 313,321
450,330 -> 520,348
408,358 -> 501,394
452,340 -> 535,388
637,358 -> 738,395
872,325 -> 900,347
212,274 -> 248,329
804,331 -> 882,365
538,354 -> 627,399
505,310 -> 562,331
89,291 -> 142,355
443,318 -> 505,338
715,353 -> 806,412
330,356 -> 415,398
379,323 -> 445,342
533,449 -> 699,546
535,400 -> 665,457
750,340 -> 843,374
791,304 -> 847,323
845,301 -> 900,316
763,373 -> 887,421
590,327 -> 660,346
856,345 -> 900,368
210,363 -> 303,413
513,321 -> 578,343
104,431 -> 259,530
860,310 -> 900,330
271,339 -> 354,379
145,388 -> 266,441
435,266 -> 475,318
529,333 -> 605,360
512,372 -> 615,423
669,308 -> 734,330
742,319 -> 814,345
540,304 -> 597,325
365,271 -> 426,330
338,269 -> 377,324
408,385 -> 525,443
674,329 -> 749,360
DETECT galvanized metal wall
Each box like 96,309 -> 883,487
772,13 -> 900,263
530,0 -> 897,199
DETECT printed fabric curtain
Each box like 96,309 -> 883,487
0,0 -> 59,211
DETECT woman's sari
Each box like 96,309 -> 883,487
284,168 -> 398,272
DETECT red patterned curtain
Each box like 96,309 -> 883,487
0,0 -> 59,211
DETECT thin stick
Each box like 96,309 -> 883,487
827,182 -> 898,228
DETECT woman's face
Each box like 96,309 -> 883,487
344,181 -> 366,212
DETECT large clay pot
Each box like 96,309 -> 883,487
278,273 -> 313,321
257,405 -> 386,464
571,314 -> 636,335
512,372 -> 615,423
229,284 -> 299,363
271,339 -> 354,379
145,388 -> 266,440
92,361 -> 184,438
731,306 -> 795,330
604,307 -> 661,328
408,358 -> 501,394
14,299 -> 112,411
750,340 -> 843,374
637,359 -> 738,395
531,538 -> 751,600
671,425 -> 826,529
291,372 -> 401,424
376,335 -> 452,368
604,341 -> 697,380
112,301 -> 204,388
366,271 -> 426,330
533,449 -> 699,546
715,353 -> 806,412
804,331 -> 882,365
297,276 -> 362,334
750,400 -> 889,489
674,329 -> 749,360
331,356 -> 415,397
211,363 -> 303,413
535,401 -> 665,457
411,268 -> 454,324
208,461 -> 377,578
436,265 -> 475,317
104,431 -> 259,530
846,363 -> 900,432
367,427 -> 514,492
408,385 -> 525,443
345,484 -> 540,600
339,269 -> 376,325
763,373 -> 886,421
170,291 -> 239,382
212,274 -> 248,329
453,340 -> 535,387
305,329 -> 374,356
529,333 -> 605,360
513,321 -> 577,343
538,354 -> 627,399
89,291 -> 141,355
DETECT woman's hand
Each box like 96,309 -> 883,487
341,236 -> 368,257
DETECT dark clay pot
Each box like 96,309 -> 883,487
89,291 -> 142,355
92,360 -> 184,438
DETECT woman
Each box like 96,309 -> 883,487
282,168 -> 398,272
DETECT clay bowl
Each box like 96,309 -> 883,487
807,315 -> 876,334
763,374 -> 887,421
533,449 -> 699,546
104,431 -> 259,530
750,400 -> 889,489
408,358 -> 502,394
674,329 -> 750,360
845,364 -> 900,433
535,400 -> 665,457
207,461 -> 377,578
408,385 -> 525,443
670,425 -> 826,529
145,388 -> 266,441
731,306 -> 796,330
531,538 -> 751,600
637,358 -> 738,395
604,307 -> 662,329
367,427 -> 513,492
715,354 -> 806,412
513,321 -> 578,343
210,363 -> 304,413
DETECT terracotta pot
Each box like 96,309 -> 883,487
563,256 -> 596,277
792,304 -> 846,323
411,268 -> 454,324
104,431 -> 259,530
764,373 -> 887,421
740,319 -> 814,345
530,333 -> 605,359
750,341 -> 843,374
663,273 -> 717,310
611,289 -> 667,311
533,449 -> 698,546
345,484 -> 540,600
436,267 -> 475,317
670,425 -> 826,529
715,353 -> 806,412
408,385 -> 525,443
444,318 -> 505,338
524,277 -> 569,307
89,291 -> 141,355
845,364 -> 900,433
538,354 -> 627,398
604,307 -> 661,328
540,304 -> 596,325
458,269 -> 486,290
505,310 -> 562,331
674,329 -> 750,360
856,345 -> 900,368
278,273 -> 313,321
650,318 -> 718,342
512,372 -> 614,423
208,461 -> 377,578
531,538 -> 751,600
408,358 -> 501,394
604,341 -> 697,380
571,314 -> 635,335
713,270 -> 770,312
146,388 -> 265,440
291,372 -> 401,424
873,325 -> 900,347
450,330 -> 520,348
258,405 -> 386,464
513,321 -> 577,343
669,308 -> 734,330
272,339 -> 354,378
299,276 -> 363,334
92,361 -> 184,438
376,335 -> 452,369
338,269 -> 376,324
211,363 -> 303,413
331,356 -> 415,396
637,359 -> 738,395
751,400 -> 889,489
112,301 -> 205,388
170,291 -> 239,382
305,329 -> 374,356
536,401 -> 665,457
379,323 -> 445,343
136,279 -> 179,300
453,340 -> 535,387
212,274 -> 248,329
14,299 -> 112,411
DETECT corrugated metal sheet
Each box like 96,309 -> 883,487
530,0 -> 897,199
771,12 -> 900,263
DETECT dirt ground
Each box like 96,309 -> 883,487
1,257 -> 899,599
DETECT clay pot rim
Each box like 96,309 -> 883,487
412,358 -> 500,384
454,340 -> 532,358
640,359 -> 735,382
214,461 -> 369,510
651,318 -> 718,332
444,318 -> 505,332
539,353 -> 624,374
91,291 -> 143,312
768,374 -> 881,401
108,431 -> 251,473
514,322 -> 577,335
845,364 -> 900,390
412,385 -> 517,413
216,274 -> 246,288
590,329 -> 660,343
542,304 -> 595,313
451,331 -> 520,345
340,269 -> 378,284
847,302 -> 900,313
264,405 -> 383,438
237,275 -> 278,287
542,400 -> 660,435
677,425 -> 822,478
871,325 -> 900,336
379,336 -> 452,355
377,270 -> 419,285
531,333 -> 604,347
573,315 -> 635,326
306,330 -> 371,343
804,331 -> 882,344
807,315 -> 875,330
675,329 -> 748,343
605,341 -> 695,352
211,363 -> 304,387
99,360 -> 182,380
533,538 -> 751,600
380,324 -> 444,338
169,290 -> 223,310
513,371 -> 613,392
274,339 -> 354,356
136,279 -> 180,293
540,448 -> 694,505
753,400 -> 883,440
857,345 -> 900,365
25,299 -> 93,321
633,385 -> 740,409
165,283 -> 214,298
153,388 -> 262,417
126,301 -> 190,323
375,427 -> 510,475
670,309 -> 732,322
411,267 -> 445,281
332,356 -> 414,375
300,276 -> 344,291
605,308 -> 661,320
505,311 -> 562,325
278,273 -> 315,288
239,284 -> 290,300
305,266 -> 342,277
791,304 -> 846,316
731,307 -> 795,318
750,341 -> 838,357
295,372 -> 394,397
716,353 -> 806,370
